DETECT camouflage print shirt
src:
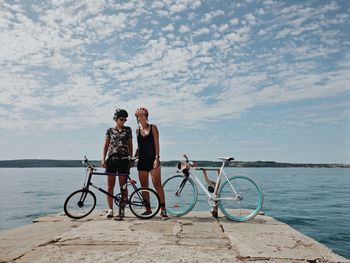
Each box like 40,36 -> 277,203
105,126 -> 132,158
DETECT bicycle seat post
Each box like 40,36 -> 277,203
220,159 -> 226,171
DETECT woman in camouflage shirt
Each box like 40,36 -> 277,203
101,109 -> 133,219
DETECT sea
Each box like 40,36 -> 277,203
0,167 -> 349,259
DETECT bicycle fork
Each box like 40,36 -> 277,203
175,177 -> 189,196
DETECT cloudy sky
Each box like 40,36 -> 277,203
0,0 -> 349,163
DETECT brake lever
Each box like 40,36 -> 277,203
82,155 -> 88,165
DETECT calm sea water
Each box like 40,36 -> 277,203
0,167 -> 349,259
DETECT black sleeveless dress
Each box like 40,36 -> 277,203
137,125 -> 157,172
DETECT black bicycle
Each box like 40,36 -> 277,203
64,156 -> 160,219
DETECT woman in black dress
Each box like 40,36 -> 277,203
134,107 -> 168,219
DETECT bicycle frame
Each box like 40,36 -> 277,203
82,165 -> 138,203
64,156 -> 162,219
164,155 -> 263,221
185,160 -> 240,202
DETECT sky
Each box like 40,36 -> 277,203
0,0 -> 349,163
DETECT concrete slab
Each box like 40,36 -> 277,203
219,215 -> 348,262
0,211 -> 348,263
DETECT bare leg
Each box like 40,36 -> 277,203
138,170 -> 149,188
107,175 -> 116,209
118,175 -> 128,205
150,166 -> 166,208
138,170 -> 150,211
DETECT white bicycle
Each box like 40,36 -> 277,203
163,155 -> 264,221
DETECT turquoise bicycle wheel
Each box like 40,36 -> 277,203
163,174 -> 198,216
218,176 -> 263,221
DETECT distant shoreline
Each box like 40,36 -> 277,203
0,159 -> 349,168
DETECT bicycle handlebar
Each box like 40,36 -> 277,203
181,154 -> 194,167
183,154 -> 189,163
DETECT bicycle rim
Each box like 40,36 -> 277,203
163,174 -> 197,216
218,176 -> 263,221
129,188 -> 160,219
64,189 -> 96,219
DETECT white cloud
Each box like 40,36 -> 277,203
156,9 -> 169,17
256,8 -> 266,15
162,24 -> 174,32
85,13 -> 127,37
218,24 -> 229,32
179,25 -> 190,33
168,0 -> 201,14
244,13 -> 257,25
170,3 -> 186,13
0,0 -> 349,135
229,18 -> 239,25
192,27 -> 210,37
202,10 -> 225,23
258,29 -> 266,36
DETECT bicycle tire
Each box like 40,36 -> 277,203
218,176 -> 263,221
64,189 -> 96,219
129,187 -> 160,219
163,174 -> 198,216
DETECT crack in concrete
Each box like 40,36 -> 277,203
55,242 -> 140,247
2,238 -> 63,263
38,237 -> 62,247
216,220 -> 246,262
218,222 -> 225,233
173,221 -> 184,246
173,222 -> 183,237
237,256 -> 339,262
1,260 -> 16,263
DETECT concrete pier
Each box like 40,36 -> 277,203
0,211 -> 348,263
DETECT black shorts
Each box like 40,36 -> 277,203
137,157 -> 159,172
106,158 -> 129,175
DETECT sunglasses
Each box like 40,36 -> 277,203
118,118 -> 127,122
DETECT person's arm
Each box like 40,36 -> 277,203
128,127 -> 133,157
128,128 -> 133,169
134,128 -> 139,157
101,137 -> 110,168
128,137 -> 133,159
152,125 -> 160,168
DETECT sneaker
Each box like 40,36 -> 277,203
141,210 -> 153,216
160,210 -> 169,220
106,209 -> 113,218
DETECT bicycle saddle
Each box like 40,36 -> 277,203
218,157 -> 235,162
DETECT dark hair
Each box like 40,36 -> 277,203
113,109 -> 128,120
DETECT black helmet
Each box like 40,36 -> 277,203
113,109 -> 128,120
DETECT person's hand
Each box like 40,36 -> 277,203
101,159 -> 107,168
153,158 -> 160,169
